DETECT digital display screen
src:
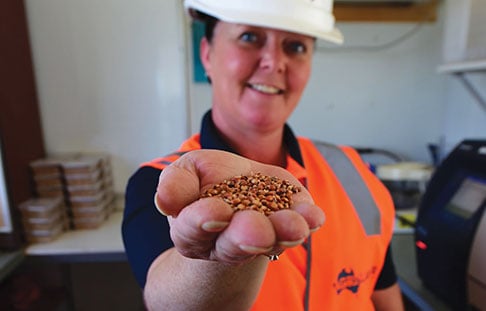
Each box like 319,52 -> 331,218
445,177 -> 486,219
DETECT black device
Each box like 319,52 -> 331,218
415,139 -> 486,311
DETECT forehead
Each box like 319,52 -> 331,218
214,21 -> 315,41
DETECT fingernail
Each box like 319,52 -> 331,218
278,238 -> 306,248
310,226 -> 321,233
239,245 -> 272,254
154,192 -> 169,216
201,221 -> 229,232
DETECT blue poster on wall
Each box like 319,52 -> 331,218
192,20 -> 207,83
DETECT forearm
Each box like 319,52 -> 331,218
371,282 -> 404,311
144,248 -> 269,311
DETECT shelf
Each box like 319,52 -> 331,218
25,211 -> 126,262
334,0 -> 438,22
437,60 -> 486,74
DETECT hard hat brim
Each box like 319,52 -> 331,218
186,1 -> 343,45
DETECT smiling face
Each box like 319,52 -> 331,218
200,21 -> 315,135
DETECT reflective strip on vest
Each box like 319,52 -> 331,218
312,141 -> 381,236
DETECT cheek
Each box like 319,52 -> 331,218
216,46 -> 255,77
289,64 -> 311,93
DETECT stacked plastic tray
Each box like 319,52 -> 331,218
61,154 -> 115,229
30,158 -> 66,199
18,197 -> 68,243
26,153 -> 115,239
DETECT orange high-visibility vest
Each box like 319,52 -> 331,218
143,135 -> 395,311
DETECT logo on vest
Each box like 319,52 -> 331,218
333,267 -> 377,294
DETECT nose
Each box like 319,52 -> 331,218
259,41 -> 286,73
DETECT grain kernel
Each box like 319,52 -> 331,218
200,172 -> 301,216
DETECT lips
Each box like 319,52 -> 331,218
247,83 -> 284,95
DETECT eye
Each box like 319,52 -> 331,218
239,31 -> 259,43
284,41 -> 308,55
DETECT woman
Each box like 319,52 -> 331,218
122,0 -> 404,310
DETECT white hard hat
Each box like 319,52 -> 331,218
184,0 -> 343,44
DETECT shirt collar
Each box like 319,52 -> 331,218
199,110 -> 306,169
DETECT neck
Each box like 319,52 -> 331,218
216,125 -> 287,167
210,110 -> 288,167
234,132 -> 287,167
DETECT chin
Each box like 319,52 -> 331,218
244,111 -> 285,131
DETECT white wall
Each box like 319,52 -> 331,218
441,73 -> 486,155
439,0 -> 486,155
25,0 -> 189,193
24,1 -> 485,194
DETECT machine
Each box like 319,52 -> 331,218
468,211 -> 486,310
415,139 -> 486,311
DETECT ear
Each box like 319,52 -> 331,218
200,37 -> 212,78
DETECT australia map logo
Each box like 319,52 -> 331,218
333,267 -> 377,294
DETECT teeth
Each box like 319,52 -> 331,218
249,83 -> 282,94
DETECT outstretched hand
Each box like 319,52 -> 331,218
154,150 -> 325,263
